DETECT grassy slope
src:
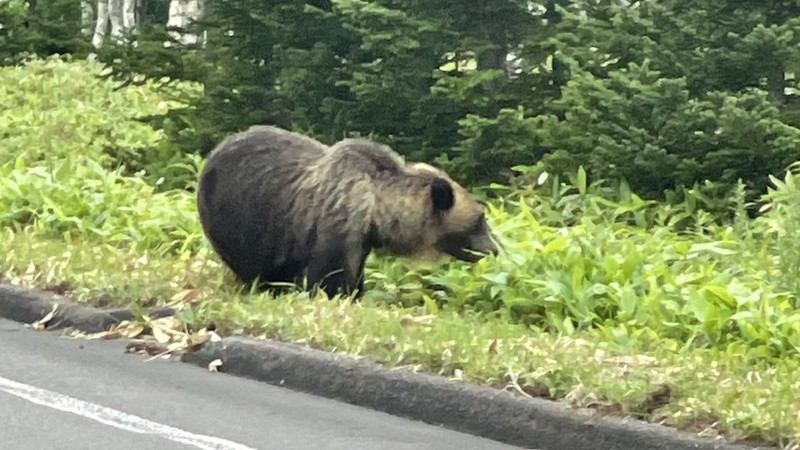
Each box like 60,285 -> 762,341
2,57 -> 800,448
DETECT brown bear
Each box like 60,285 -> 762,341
196,124 -> 500,299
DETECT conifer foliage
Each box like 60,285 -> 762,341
3,0 -> 800,205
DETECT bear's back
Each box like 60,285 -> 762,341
207,125 -> 328,170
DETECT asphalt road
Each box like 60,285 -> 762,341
0,318 -> 525,450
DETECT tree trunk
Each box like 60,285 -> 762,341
108,0 -> 124,40
91,0 -> 109,47
767,67 -> 786,106
91,0 -> 137,48
166,0 -> 204,46
81,0 -> 94,37
122,0 -> 137,29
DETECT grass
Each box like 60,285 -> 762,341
2,56 -> 800,448
3,229 -> 799,447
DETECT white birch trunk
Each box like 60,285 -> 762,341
122,0 -> 136,29
166,0 -> 205,47
107,0 -> 124,41
80,0 -> 94,37
91,0 -> 137,48
91,0 -> 109,48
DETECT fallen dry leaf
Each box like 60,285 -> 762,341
132,254 -> 149,269
187,328 -> 221,349
64,328 -> 120,341
31,304 -> 58,331
150,315 -> 182,330
110,320 -> 146,339
208,359 -> 223,372
21,262 -> 37,284
125,339 -> 169,356
188,329 -> 211,347
400,314 -> 436,328
169,287 -> 213,306
151,323 -> 172,344
170,289 -> 199,303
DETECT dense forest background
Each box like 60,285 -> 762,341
4,0 -> 800,215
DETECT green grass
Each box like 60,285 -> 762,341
2,56 -> 800,448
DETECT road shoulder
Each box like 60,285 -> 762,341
0,282 -> 769,450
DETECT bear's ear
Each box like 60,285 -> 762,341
430,178 -> 455,212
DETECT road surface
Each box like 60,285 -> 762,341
0,318 -> 525,450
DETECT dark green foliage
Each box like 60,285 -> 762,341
533,61 -> 800,202
0,0 -> 92,63
441,0 -> 800,204
6,0 -> 800,211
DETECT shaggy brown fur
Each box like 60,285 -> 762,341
196,125 -> 500,298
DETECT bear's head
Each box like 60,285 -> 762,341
413,163 -> 501,263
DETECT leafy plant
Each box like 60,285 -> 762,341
5,57 -> 800,447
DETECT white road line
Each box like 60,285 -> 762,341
0,375 -> 258,450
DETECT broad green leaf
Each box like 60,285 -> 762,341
542,235 -> 570,256
701,285 -> 736,308
619,285 -> 637,318
576,166 -> 587,195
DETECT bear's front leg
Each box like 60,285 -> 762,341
306,238 -> 368,300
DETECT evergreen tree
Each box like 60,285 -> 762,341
0,0 -> 92,63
